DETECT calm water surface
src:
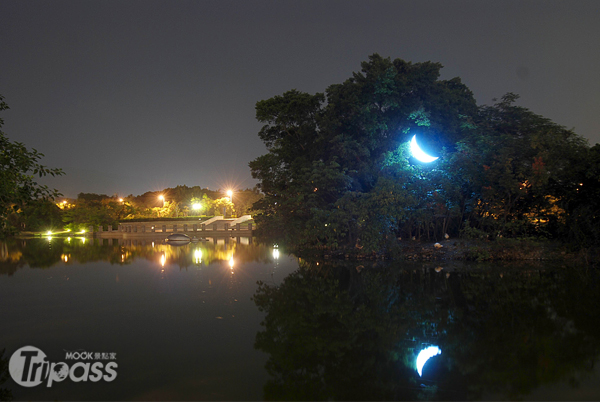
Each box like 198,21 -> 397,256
1,237 -> 599,401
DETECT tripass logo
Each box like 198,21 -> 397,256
8,346 -> 118,387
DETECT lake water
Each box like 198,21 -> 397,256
1,237 -> 599,401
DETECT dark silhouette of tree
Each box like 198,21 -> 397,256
253,260 -> 600,400
0,348 -> 13,401
250,56 -> 592,251
0,95 -> 63,237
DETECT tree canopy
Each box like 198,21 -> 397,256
0,95 -> 63,237
250,54 -> 593,251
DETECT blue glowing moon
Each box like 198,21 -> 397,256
416,346 -> 441,377
410,135 -> 439,163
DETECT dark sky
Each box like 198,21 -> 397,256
1,0 -> 599,198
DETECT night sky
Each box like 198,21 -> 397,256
1,0 -> 599,198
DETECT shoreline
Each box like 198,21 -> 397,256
318,238 -> 597,266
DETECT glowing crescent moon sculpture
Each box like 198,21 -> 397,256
416,346 -> 441,377
410,135 -> 439,163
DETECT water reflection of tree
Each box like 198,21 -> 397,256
0,239 -> 25,276
253,262 -> 431,400
0,238 -> 136,271
0,348 -> 13,401
443,268 -> 599,399
253,261 -> 600,400
7,238 -> 62,269
0,238 -> 274,275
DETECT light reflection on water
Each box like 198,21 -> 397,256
0,237 -> 295,401
252,258 -> 600,401
1,238 -> 600,401
0,236 -> 277,273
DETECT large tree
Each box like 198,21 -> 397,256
0,95 -> 63,237
250,55 -> 591,251
440,93 -> 589,238
250,54 -> 478,250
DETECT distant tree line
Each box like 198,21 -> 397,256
0,94 -> 265,237
250,54 -> 599,252
2,173 -> 261,234
54,186 -> 262,232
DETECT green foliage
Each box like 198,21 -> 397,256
57,187 -> 261,228
189,195 -> 210,215
0,95 -> 63,237
456,93 -> 589,238
463,245 -> 492,262
212,197 -> 234,217
125,186 -> 262,219
160,200 -> 181,218
251,56 -> 593,251
77,192 -> 111,202
251,54 -> 478,250
60,186 -> 262,227
559,143 -> 600,246
234,187 -> 263,216
13,199 -> 63,231
460,220 -> 488,240
62,198 -> 135,230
